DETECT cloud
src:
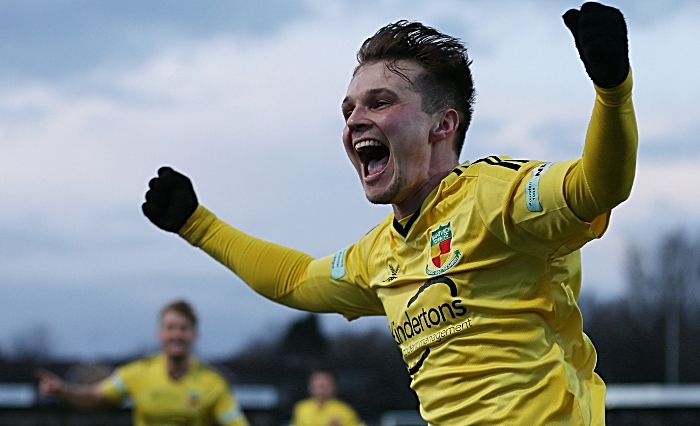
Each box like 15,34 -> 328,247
0,0 -> 311,81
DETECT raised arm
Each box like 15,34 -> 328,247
561,2 -> 638,222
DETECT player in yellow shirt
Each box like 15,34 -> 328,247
291,370 -> 365,426
36,300 -> 249,426
142,3 -> 636,424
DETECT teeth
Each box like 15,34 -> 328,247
354,140 -> 384,151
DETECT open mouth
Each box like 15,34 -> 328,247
168,340 -> 189,349
355,139 -> 390,178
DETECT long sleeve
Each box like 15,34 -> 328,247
564,69 -> 638,222
177,206 -> 384,318
178,205 -> 315,302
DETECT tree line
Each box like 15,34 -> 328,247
584,230 -> 700,383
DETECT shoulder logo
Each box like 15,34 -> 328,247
426,222 -> 461,276
526,162 -> 553,212
331,247 -> 348,279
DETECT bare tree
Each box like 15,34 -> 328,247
10,323 -> 53,362
626,230 -> 700,382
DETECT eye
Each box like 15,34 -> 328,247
342,108 -> 354,122
373,100 -> 390,109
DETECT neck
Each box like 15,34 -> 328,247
314,396 -> 331,406
166,354 -> 190,380
392,169 -> 452,220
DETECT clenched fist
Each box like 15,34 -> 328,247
563,2 -> 629,88
142,167 -> 198,233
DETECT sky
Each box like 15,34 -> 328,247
1,0 -> 699,361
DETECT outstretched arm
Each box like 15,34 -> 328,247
142,167 -> 312,303
561,2 -> 638,222
35,369 -> 111,410
178,204 -> 316,305
142,169 -> 383,317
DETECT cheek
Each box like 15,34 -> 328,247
341,128 -> 353,150
379,114 -> 422,144
342,129 -> 361,167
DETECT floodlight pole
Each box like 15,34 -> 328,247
664,296 -> 680,383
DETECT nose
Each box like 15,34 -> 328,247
346,106 -> 371,132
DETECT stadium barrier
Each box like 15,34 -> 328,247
379,384 -> 700,426
3,382 -> 700,425
606,383 -> 700,409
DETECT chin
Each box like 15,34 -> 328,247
166,349 -> 190,358
364,181 -> 401,205
365,191 -> 393,205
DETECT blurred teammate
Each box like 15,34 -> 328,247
36,300 -> 249,426
291,370 -> 365,426
142,3 -> 636,424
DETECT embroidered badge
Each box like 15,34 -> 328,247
187,391 -> 201,408
426,222 -> 461,276
526,162 -> 553,212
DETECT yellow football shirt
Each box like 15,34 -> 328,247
320,157 -> 608,425
182,158 -> 604,425
100,353 -> 248,426
291,398 -> 365,426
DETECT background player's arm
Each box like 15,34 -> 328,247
562,3 -> 638,222
212,384 -> 250,426
35,368 -> 112,410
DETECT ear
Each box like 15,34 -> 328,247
429,109 -> 459,144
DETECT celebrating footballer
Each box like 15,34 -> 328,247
143,3 -> 637,424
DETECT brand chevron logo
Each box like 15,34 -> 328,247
383,263 -> 400,282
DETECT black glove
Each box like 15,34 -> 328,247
142,166 -> 198,233
563,2 -> 629,88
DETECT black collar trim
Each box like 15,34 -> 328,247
391,164 -> 468,238
393,208 -> 421,238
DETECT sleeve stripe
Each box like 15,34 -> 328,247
107,374 -> 128,395
219,403 -> 245,423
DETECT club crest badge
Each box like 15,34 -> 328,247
426,222 -> 461,276
187,391 -> 201,408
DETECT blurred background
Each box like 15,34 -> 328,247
1,0 -> 699,424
